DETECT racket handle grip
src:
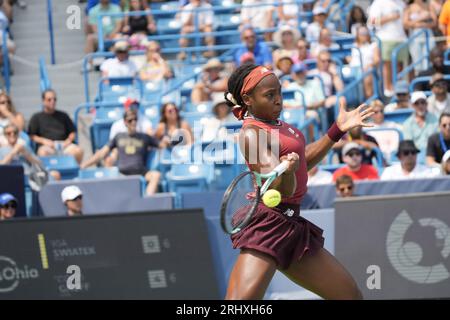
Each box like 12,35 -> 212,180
273,160 -> 289,176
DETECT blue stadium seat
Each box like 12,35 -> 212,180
40,155 -> 79,180
90,107 -> 123,151
78,167 -> 120,179
184,101 -> 214,113
142,104 -> 161,128
384,109 -> 414,124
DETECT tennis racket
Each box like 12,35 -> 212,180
220,161 -> 289,235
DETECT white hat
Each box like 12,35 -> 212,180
342,142 -> 362,156
61,185 -> 82,203
443,150 -> 450,163
313,6 -> 327,15
410,91 -> 427,104
273,24 -> 301,48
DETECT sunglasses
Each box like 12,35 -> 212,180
413,100 -> 427,105
320,59 -> 332,63
126,117 -> 138,123
46,97 -> 57,102
338,186 -> 353,192
401,150 -> 417,156
347,151 -> 362,157
5,131 -> 18,136
70,195 -> 83,201
1,202 -> 17,209
373,110 -> 384,114
244,35 -> 255,40
166,109 -> 177,113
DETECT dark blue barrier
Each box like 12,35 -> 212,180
38,177 -> 173,217
0,165 -> 26,218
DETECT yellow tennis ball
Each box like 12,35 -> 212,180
262,189 -> 281,208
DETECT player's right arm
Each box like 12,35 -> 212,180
239,124 -> 298,197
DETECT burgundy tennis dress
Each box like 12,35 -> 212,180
231,118 -> 324,270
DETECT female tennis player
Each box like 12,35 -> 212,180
223,64 -> 374,300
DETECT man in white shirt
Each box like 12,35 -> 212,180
381,140 -> 439,180
307,166 -> 333,186
427,73 -> 450,118
100,41 -> 138,78
178,0 -> 215,59
305,6 -> 335,44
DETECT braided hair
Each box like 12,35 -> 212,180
224,63 -> 258,108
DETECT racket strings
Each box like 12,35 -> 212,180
224,173 -> 258,231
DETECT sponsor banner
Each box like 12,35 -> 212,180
0,210 -> 219,299
335,191 -> 450,299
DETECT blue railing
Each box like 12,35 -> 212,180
392,28 -> 432,87
47,0 -> 56,64
1,27 -> 10,93
39,56 -> 52,93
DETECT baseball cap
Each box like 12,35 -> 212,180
394,80 -> 409,94
292,62 -> 308,73
397,140 -> 420,156
313,6 -> 327,15
442,150 -> 450,163
123,97 -> 140,110
342,142 -> 362,156
0,193 -> 17,206
61,186 -> 82,203
410,91 -> 427,104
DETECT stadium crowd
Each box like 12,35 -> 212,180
1,0 -> 450,217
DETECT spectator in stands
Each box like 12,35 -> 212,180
178,0 -> 215,60
139,40 -> 172,83
305,6 -> 335,44
439,0 -> 450,48
105,99 -> 153,166
367,99 -> 402,162
307,165 -> 333,186
121,0 -> 156,36
285,62 -> 325,122
191,58 -> 228,104
427,73 -> 450,117
234,26 -> 273,69
155,102 -> 193,147
431,0 -> 446,49
385,80 -> 411,112
348,25 -> 380,98
426,112 -> 450,166
100,40 -> 138,79
0,192 -> 17,220
341,125 -> 381,166
403,91 -> 439,150
335,175 -> 355,198
61,185 -> 84,217
403,0 -> 437,74
28,89 -> 84,164
332,142 -> 379,182
296,38 -> 311,63
0,93 -> 25,135
276,0 -> 301,27
272,24 -> 302,64
240,0 -> 275,42
81,108 -> 169,195
310,28 -> 339,58
201,96 -> 237,142
85,0 -> 123,67
347,5 -> 367,36
0,124 -> 61,180
381,140 -> 438,180
415,47 -> 450,91
368,0 -> 408,97
308,50 -> 345,122
441,150 -> 450,174
274,51 -> 294,79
